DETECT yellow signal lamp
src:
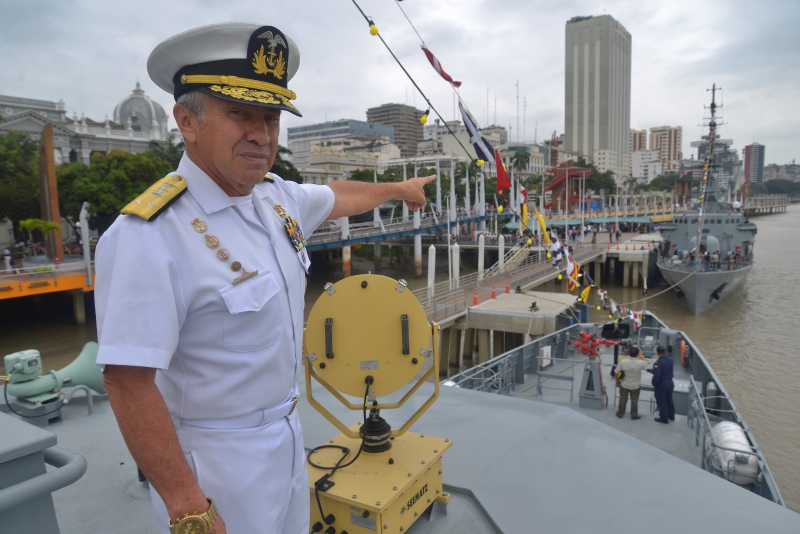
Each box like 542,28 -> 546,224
498,205 -> 503,213
304,275 -> 451,533
420,109 -> 430,125
557,274 -> 563,280
369,23 -> 379,36
477,159 -> 485,167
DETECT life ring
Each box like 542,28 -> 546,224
680,340 -> 689,368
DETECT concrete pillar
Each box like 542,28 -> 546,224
492,330 -> 504,358
427,245 -> 436,302
632,260 -> 639,288
452,242 -> 460,288
623,261 -> 630,288
595,260 -> 602,284
498,234 -> 505,271
476,329 -> 491,365
463,328 -> 476,367
374,242 -> 382,272
478,233 -> 485,280
642,253 -> 650,287
438,327 -> 454,376
70,290 -> 86,326
327,250 -> 334,262
342,246 -> 351,278
449,155 -> 457,223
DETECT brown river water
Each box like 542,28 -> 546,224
1,207 -> 798,512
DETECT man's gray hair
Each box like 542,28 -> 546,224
176,90 -> 208,121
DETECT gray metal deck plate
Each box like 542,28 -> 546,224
3,377 -> 798,534
299,380 -> 800,533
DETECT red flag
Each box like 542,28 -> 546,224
495,149 -> 511,191
421,46 -> 462,87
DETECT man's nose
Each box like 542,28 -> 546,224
245,118 -> 271,145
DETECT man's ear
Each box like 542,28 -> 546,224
173,103 -> 198,144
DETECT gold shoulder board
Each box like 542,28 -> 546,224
263,173 -> 275,183
121,174 -> 188,221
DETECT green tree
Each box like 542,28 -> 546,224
0,131 -> 41,230
18,218 -> 61,265
269,145 -> 301,183
58,150 -> 173,234
147,134 -> 185,171
765,179 -> 800,196
750,182 -> 768,196
511,147 -> 531,172
634,174 -> 678,193
586,170 -> 617,195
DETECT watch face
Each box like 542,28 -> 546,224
176,517 -> 208,534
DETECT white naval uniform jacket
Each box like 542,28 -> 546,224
95,154 -> 334,420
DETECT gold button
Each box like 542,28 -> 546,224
217,249 -> 229,261
231,261 -> 242,272
205,235 -> 219,249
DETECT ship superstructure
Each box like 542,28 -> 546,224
657,85 -> 756,314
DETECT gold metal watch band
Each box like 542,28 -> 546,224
168,498 -> 217,534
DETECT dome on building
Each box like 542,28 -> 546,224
113,82 -> 168,140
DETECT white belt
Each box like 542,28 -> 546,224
176,384 -> 300,430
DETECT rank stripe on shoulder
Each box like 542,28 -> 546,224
263,173 -> 275,183
121,174 -> 188,221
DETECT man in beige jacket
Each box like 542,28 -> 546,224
615,347 -> 649,420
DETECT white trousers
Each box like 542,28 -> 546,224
150,409 -> 309,534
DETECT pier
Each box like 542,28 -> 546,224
744,195 -> 790,216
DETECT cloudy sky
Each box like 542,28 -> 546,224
2,0 -> 798,165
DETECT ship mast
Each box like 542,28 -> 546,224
693,84 -> 719,263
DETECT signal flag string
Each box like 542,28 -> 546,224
349,0 -> 477,165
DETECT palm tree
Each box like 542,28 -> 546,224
148,134 -> 185,170
19,218 -> 61,266
511,147 -> 531,172
269,145 -> 302,183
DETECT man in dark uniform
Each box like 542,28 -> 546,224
651,345 -> 674,423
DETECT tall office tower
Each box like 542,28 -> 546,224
630,129 -> 647,152
366,103 -> 425,158
649,125 -> 682,173
564,15 -> 631,182
743,142 -> 766,184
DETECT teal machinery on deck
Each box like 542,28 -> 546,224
3,343 -> 106,424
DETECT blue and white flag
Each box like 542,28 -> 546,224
458,101 -> 495,164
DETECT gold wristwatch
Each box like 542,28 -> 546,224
168,498 -> 218,534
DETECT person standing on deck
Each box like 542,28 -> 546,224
615,347 -> 648,420
650,345 -> 675,424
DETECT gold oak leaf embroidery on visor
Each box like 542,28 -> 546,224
208,85 -> 298,111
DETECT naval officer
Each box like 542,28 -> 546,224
651,345 -> 675,423
95,23 -> 434,534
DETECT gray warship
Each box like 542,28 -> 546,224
3,287 -> 799,532
657,85 -> 756,314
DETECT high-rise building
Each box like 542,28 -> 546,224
743,142 -> 766,184
366,103 -> 424,158
564,15 -> 632,183
630,129 -> 646,152
649,126 -> 682,173
632,149 -> 662,183
286,119 -> 394,167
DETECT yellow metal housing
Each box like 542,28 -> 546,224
308,426 -> 452,534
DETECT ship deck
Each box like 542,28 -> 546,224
4,366 -> 799,534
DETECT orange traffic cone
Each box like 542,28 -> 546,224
505,280 -> 510,294
607,245 -> 611,251
473,291 -> 479,306
616,245 -> 620,251
625,244 -> 629,251
491,287 -> 497,299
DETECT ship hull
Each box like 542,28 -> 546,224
658,263 -> 751,314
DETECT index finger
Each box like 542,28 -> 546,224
413,175 -> 436,184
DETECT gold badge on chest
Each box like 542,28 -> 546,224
274,204 -> 307,252
190,218 -> 257,286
